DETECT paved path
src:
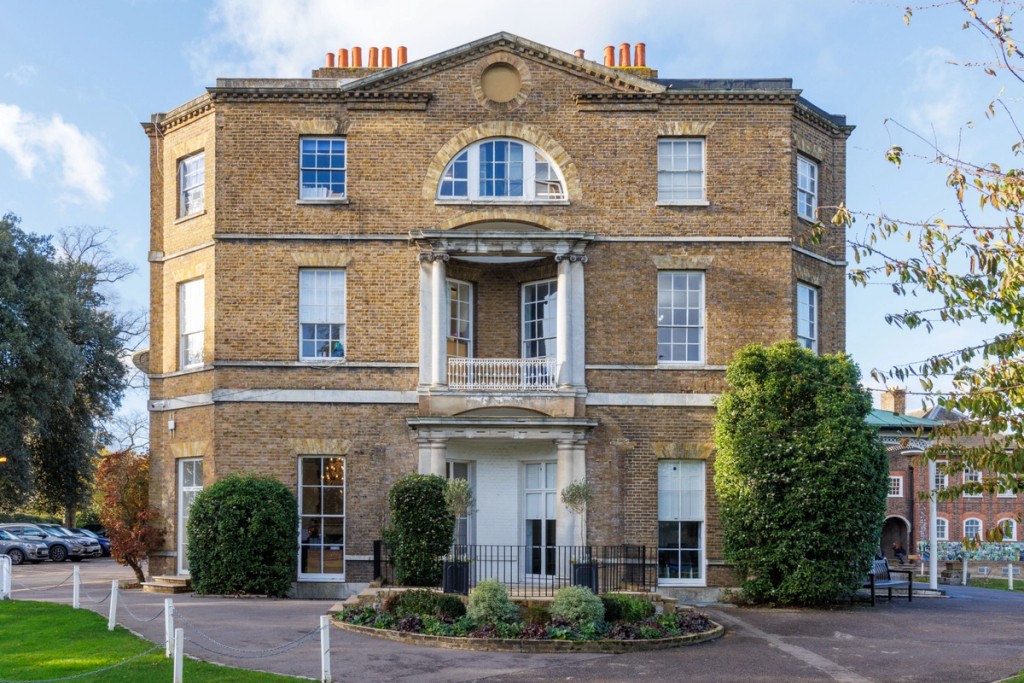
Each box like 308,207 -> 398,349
7,558 -> 1024,682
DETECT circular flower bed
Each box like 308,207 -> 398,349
333,585 -> 723,653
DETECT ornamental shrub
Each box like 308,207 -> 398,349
187,474 -> 297,597
383,589 -> 466,619
550,585 -> 605,624
385,474 -> 454,586
466,578 -> 519,624
713,341 -> 888,605
600,594 -> 655,623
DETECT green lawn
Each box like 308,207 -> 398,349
0,601 -> 304,682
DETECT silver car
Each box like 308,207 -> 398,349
0,523 -> 90,562
0,528 -> 48,564
37,524 -> 103,560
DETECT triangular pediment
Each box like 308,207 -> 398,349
339,32 -> 666,95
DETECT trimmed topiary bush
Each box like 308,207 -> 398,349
714,341 -> 888,605
466,578 -> 519,624
385,474 -> 454,586
187,474 -> 297,597
600,594 -> 655,623
550,585 -> 605,624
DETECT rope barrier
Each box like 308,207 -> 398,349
118,599 -> 166,623
9,570 -> 75,593
0,641 -> 166,683
177,615 -> 321,658
79,586 -> 112,604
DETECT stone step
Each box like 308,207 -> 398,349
141,581 -> 192,594
151,575 -> 192,586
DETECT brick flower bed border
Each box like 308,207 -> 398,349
331,616 -> 724,653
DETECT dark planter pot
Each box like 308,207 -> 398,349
571,563 -> 598,593
443,560 -> 471,595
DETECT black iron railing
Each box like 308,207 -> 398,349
372,542 -> 656,597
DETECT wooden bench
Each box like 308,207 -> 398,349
864,559 -> 913,605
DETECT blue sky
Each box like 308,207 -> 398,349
1,0 -> 1011,422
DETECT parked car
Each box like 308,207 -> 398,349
36,524 -> 103,560
0,523 -> 93,562
71,528 -> 111,557
0,529 -> 48,565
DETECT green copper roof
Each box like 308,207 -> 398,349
866,408 -> 941,429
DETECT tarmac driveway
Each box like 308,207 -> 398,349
7,559 -> 1024,682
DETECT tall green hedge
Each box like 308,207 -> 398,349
386,474 -> 454,586
713,341 -> 888,605
187,475 -> 298,597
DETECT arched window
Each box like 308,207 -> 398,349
997,518 -> 1017,542
963,517 -> 982,541
935,517 -> 948,541
437,139 -> 565,202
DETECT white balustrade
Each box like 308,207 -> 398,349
447,357 -> 558,391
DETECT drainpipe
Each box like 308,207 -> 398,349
908,464 -> 915,548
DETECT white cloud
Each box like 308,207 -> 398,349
4,65 -> 37,85
902,46 -> 974,145
0,104 -> 110,205
192,0 -> 665,80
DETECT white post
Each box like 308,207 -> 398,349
108,579 -> 118,631
72,565 -> 80,609
164,598 -> 174,657
0,555 -> 10,600
928,459 -> 938,590
320,614 -> 332,683
173,628 -> 184,683
1010,562 -> 1015,591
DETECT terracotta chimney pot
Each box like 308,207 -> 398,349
574,49 -> 585,59
619,42 -> 631,67
352,46 -> 362,67
634,42 -> 646,67
603,45 -> 614,66
382,46 -> 393,67
338,48 -> 349,67
325,51 -> 335,68
368,46 -> 379,67
397,46 -> 408,65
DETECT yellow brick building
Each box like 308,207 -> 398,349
140,33 -> 852,600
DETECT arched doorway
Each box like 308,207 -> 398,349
881,516 -> 910,561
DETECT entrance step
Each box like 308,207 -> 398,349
142,575 -> 192,594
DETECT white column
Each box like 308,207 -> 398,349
418,255 -> 433,386
556,439 -> 578,547
556,257 -> 571,387
430,254 -> 448,386
429,438 -> 447,477
928,458 -> 938,590
569,256 -> 587,388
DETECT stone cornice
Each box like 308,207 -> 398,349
205,87 -> 432,110
795,101 -> 855,136
147,95 -> 214,134
575,89 -> 800,112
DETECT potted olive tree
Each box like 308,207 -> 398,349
443,478 -> 475,594
561,479 -> 597,592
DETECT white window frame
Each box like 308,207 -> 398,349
299,269 -> 346,361
178,151 -> 205,218
933,460 -> 948,492
963,517 -> 983,541
177,458 -> 203,576
178,278 -> 204,369
657,271 -> 705,364
436,138 -> 566,203
523,461 -> 558,576
888,476 -> 904,498
521,279 -> 557,360
935,517 -> 948,541
447,279 -> 473,359
963,467 -> 982,498
997,518 -> 1018,542
657,138 -> 706,204
797,282 -> 819,353
657,460 -> 706,587
299,137 -> 346,201
298,455 -> 345,582
797,154 -> 818,221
